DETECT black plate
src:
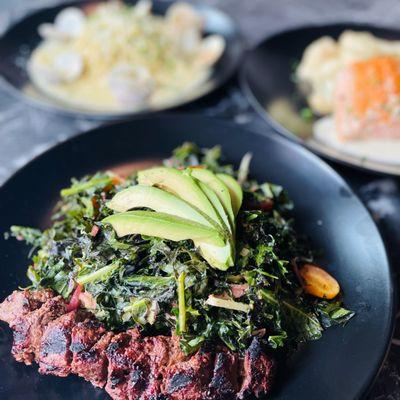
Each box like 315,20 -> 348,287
240,23 -> 400,176
0,114 -> 394,399
0,0 -> 244,119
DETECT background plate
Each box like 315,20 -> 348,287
0,0 -> 244,119
0,114 -> 394,399
240,23 -> 400,176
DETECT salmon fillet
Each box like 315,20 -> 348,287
334,56 -> 400,140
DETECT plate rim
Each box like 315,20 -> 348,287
0,112 -> 396,399
0,0 -> 246,120
239,21 -> 400,177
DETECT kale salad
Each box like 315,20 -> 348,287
9,143 -> 354,355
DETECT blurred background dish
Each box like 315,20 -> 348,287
240,24 -> 400,176
0,0 -> 244,119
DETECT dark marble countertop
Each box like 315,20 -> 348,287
0,1 -> 399,399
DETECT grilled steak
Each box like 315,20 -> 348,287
164,348 -> 214,400
0,289 -> 276,400
71,318 -> 113,387
206,351 -> 240,399
140,336 -> 172,399
0,289 -> 53,326
39,309 -> 89,376
11,295 -> 66,365
105,330 -> 141,400
238,337 -> 276,399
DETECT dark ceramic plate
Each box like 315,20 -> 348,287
0,0 -> 244,119
240,23 -> 400,176
0,114 -> 394,399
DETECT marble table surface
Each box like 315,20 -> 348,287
0,1 -> 400,399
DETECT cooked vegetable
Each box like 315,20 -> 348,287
298,263 -> 340,299
9,143 -> 354,355
205,294 -> 253,313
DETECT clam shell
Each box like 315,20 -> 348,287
52,51 -> 84,82
54,7 -> 86,38
197,35 -> 225,66
133,0 -> 152,17
109,65 -> 154,107
166,2 -> 203,32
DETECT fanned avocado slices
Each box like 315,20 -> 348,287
106,166 -> 243,270
137,167 -> 225,231
189,168 -> 235,231
217,173 -> 243,216
107,185 -> 215,229
196,180 -> 232,234
103,211 -> 225,247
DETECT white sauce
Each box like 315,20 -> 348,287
313,116 -> 400,166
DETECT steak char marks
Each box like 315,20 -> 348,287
207,351 -> 240,399
238,338 -> 276,399
39,309 -> 89,376
71,318 -> 114,387
11,295 -> 66,365
0,289 -> 276,399
164,348 -> 214,400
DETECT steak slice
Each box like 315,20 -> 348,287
38,309 -> 88,377
11,295 -> 66,365
206,351 -> 240,400
71,318 -> 113,387
238,338 -> 275,399
105,329 -> 141,400
134,335 -> 171,400
0,289 -> 54,326
163,348 -> 214,400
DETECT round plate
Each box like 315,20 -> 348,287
0,0 -> 244,119
240,23 -> 400,176
0,114 -> 394,399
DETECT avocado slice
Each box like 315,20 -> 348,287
103,210 -> 225,247
216,173 -> 243,216
195,180 -> 234,269
107,185 -> 213,228
137,167 -> 225,231
189,168 -> 235,230
196,181 -> 232,234
198,241 -> 233,270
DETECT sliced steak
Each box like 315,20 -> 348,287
0,290 -> 278,400
11,295 -> 66,365
124,330 -> 153,400
164,348 -> 214,400
38,309 -> 88,377
71,318 -> 113,387
105,330 -> 141,400
0,289 -> 54,326
238,337 -> 275,399
206,351 -> 240,400
136,335 -> 171,400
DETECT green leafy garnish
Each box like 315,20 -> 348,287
9,143 -> 354,355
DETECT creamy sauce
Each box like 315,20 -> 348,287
313,116 -> 400,165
